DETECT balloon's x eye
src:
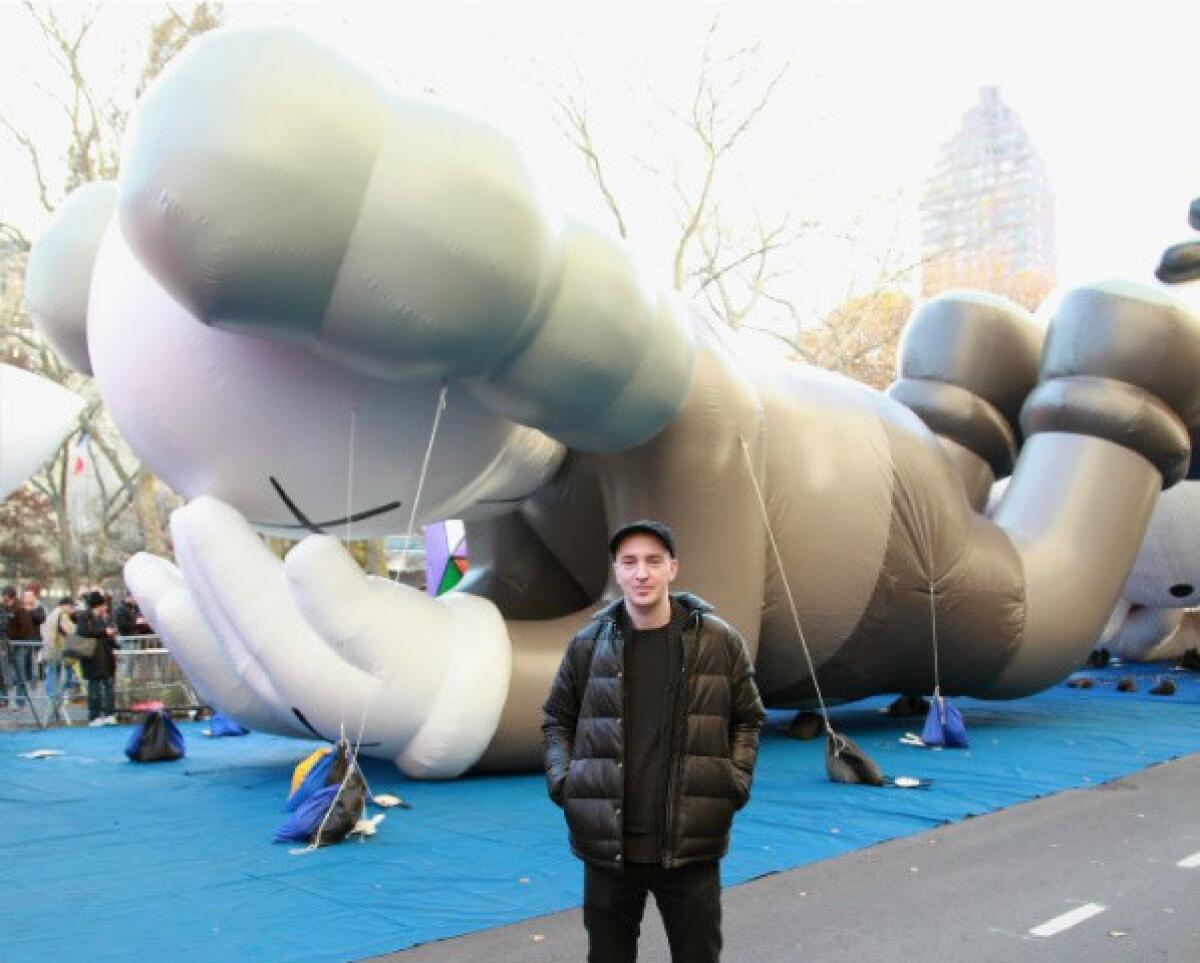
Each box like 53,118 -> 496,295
269,476 -> 401,534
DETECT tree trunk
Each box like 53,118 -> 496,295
134,470 -> 169,557
367,538 -> 389,577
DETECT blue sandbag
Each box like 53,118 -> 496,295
921,692 -> 969,748
284,750 -> 337,812
210,713 -> 249,737
274,786 -> 340,843
125,710 -> 186,762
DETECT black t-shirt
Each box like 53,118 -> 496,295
621,600 -> 685,862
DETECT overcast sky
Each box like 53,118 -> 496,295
2,0 -> 1197,322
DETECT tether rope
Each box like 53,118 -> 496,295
696,303 -> 844,744
738,436 -> 835,739
302,382 -> 449,853
339,404 -> 358,743
929,576 -> 942,700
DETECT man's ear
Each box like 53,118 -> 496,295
667,558 -> 679,582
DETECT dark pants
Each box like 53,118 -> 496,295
87,676 -> 114,719
1,643 -> 35,706
584,860 -> 721,963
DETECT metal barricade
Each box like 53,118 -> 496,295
114,634 -> 204,713
1,635 -> 206,730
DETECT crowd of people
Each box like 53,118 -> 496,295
0,584 -> 151,726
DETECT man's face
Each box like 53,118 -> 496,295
22,590 -> 37,608
612,532 -> 678,613
1,594 -> 14,610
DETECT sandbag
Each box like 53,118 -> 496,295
920,693 -> 969,749
285,747 -> 337,813
209,712 -> 249,737
276,741 -> 367,846
125,710 -> 185,762
786,711 -> 823,741
825,732 -> 884,786
289,746 -> 332,797
886,694 -> 931,717
1150,678 -> 1177,696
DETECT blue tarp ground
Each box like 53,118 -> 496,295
1,661 -> 1198,962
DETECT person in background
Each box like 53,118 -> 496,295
76,591 -> 119,726
0,587 -> 15,708
114,589 -> 150,640
2,585 -> 38,709
22,586 -> 46,687
39,596 -> 77,725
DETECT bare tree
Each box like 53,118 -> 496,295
548,15 -> 933,391
551,15 -> 806,332
746,191 -> 927,388
0,2 -> 222,589
0,487 -> 57,586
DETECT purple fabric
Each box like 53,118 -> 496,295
423,522 -> 450,597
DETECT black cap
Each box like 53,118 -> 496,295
608,519 -> 676,558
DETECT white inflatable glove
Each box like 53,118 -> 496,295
131,496 -> 512,778
124,552 -> 309,736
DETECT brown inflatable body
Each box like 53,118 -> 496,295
474,285 -> 1199,770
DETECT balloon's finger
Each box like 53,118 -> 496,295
123,551 -> 185,626
286,531 -> 513,777
169,522 -> 309,735
285,533 -> 450,694
172,496 -> 397,746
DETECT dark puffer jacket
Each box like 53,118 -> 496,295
542,593 -> 764,869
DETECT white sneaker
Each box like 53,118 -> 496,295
103,714 -> 119,725
87,717 -> 105,727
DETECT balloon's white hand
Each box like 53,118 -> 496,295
129,496 -> 511,778
124,551 -> 308,736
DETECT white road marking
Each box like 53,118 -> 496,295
1177,851 -> 1200,868
1029,903 -> 1107,937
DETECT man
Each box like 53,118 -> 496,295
0,587 -> 17,707
76,591 -> 119,725
20,586 -> 45,694
543,520 -> 764,963
114,589 -> 150,639
1,586 -> 38,709
39,596 -> 77,725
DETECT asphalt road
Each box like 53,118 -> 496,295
378,752 -> 1200,962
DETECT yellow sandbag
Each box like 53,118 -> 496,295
290,746 -> 332,795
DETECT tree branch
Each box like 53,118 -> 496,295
0,114 -> 57,212
0,219 -> 31,251
553,88 -> 628,239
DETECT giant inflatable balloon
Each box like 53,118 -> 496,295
26,27 -> 1200,776
0,364 -> 85,499
1095,479 -> 1200,661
